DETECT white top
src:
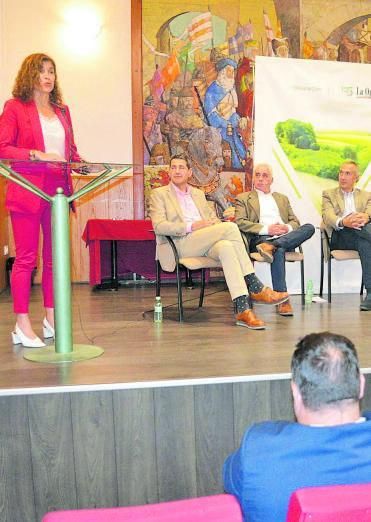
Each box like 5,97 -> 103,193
256,189 -> 293,235
39,113 -> 65,159
171,182 -> 202,233
336,190 -> 356,229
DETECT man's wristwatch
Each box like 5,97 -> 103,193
29,149 -> 36,161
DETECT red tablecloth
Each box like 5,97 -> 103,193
82,219 -> 157,286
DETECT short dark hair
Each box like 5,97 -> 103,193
169,154 -> 191,169
291,332 -> 360,410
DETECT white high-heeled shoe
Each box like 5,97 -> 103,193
43,317 -> 55,339
11,324 -> 46,348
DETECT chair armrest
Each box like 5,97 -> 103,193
165,236 -> 180,265
320,225 -> 331,262
239,231 -> 250,253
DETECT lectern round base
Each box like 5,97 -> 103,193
23,344 -> 104,363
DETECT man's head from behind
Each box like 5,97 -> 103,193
291,332 -> 364,425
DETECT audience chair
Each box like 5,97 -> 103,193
42,493 -> 243,521
240,232 -> 305,304
320,225 -> 363,302
156,236 -> 222,321
286,483 -> 371,521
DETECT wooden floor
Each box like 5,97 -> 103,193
0,282 -> 370,393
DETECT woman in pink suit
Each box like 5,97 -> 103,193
0,53 -> 82,347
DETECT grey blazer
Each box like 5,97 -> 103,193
234,190 -> 300,242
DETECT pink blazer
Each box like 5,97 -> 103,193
0,98 -> 81,213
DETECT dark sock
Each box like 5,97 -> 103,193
245,273 -> 264,293
233,294 -> 251,314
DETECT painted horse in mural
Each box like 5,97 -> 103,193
186,126 -> 230,213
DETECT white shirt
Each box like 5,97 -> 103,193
256,189 -> 292,235
39,113 -> 65,158
336,190 -> 356,229
171,183 -> 202,233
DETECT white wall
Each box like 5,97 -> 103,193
0,0 -> 132,164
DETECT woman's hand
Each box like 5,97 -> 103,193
33,150 -> 65,162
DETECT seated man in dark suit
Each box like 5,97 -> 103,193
223,331 -> 371,522
322,160 -> 371,310
234,163 -> 315,316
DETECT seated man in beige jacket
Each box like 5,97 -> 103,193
150,154 -> 288,330
322,160 -> 371,311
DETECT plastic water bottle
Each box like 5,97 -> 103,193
305,279 -> 314,307
154,296 -> 163,323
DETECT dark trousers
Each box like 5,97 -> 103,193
330,223 -> 371,291
250,224 -> 315,291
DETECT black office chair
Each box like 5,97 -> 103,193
240,232 -> 305,305
155,236 -> 221,321
320,225 -> 363,303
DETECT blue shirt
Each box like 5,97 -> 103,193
223,412 -> 371,521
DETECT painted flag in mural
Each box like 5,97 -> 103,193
160,53 -> 181,88
237,22 -> 254,52
148,65 -> 164,101
263,10 -> 274,56
188,12 -> 212,48
229,22 -> 254,56
178,42 -> 196,72
228,35 -> 239,57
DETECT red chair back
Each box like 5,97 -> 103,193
286,483 -> 371,521
42,493 -> 243,521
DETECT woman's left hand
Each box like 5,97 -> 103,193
33,150 -> 66,162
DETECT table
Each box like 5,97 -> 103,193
82,219 -> 157,289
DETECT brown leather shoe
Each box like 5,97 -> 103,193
250,287 -> 289,306
277,299 -> 294,316
256,242 -> 276,263
236,309 -> 266,330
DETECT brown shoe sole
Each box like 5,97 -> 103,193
277,310 -> 294,316
235,320 -> 266,330
251,295 -> 289,306
256,244 -> 274,263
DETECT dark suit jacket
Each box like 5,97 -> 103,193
234,190 -> 300,243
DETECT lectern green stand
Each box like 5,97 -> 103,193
0,160 -> 132,363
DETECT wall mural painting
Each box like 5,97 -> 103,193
142,1 -> 288,215
142,0 -> 371,216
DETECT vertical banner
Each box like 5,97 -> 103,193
254,56 -> 371,293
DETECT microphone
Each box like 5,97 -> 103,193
51,101 -> 72,162
51,102 -> 89,174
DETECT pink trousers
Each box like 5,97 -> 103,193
10,203 -> 53,313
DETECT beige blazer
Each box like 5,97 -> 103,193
322,187 -> 371,230
234,190 -> 300,242
149,184 -> 219,271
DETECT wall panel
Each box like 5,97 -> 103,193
0,375 -> 370,521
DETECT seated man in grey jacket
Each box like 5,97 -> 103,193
235,163 -> 314,316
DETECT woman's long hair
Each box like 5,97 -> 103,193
12,53 -> 63,104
